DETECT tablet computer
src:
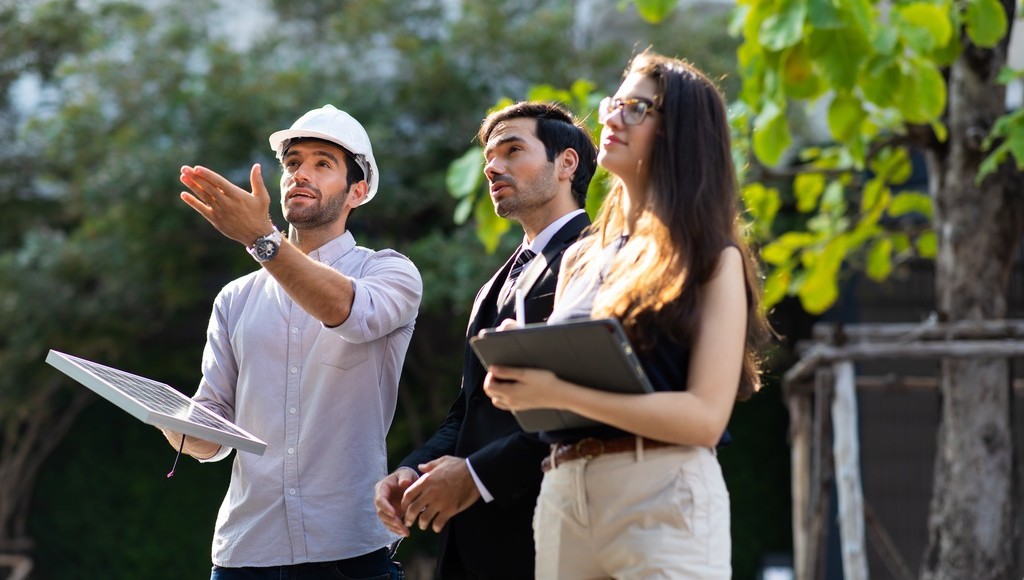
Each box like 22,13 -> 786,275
46,349 -> 267,455
469,318 -> 653,432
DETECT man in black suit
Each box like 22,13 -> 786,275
374,101 -> 597,579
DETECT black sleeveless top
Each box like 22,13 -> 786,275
540,236 -> 730,446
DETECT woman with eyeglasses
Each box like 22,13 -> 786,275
483,50 -> 769,578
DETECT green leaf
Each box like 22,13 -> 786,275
997,66 -> 1024,84
453,197 -> 473,225
827,93 -> 866,142
807,25 -> 871,90
781,43 -> 825,98
1007,129 -> 1024,168
978,143 -> 1006,182
729,4 -> 752,37
763,264 -> 793,309
794,172 -> 826,212
807,0 -> 844,29
762,231 -> 818,264
916,230 -> 937,258
446,147 -> 483,199
896,3 -> 952,53
931,24 -> 963,66
821,179 -> 846,213
760,0 -> 808,51
897,58 -> 947,123
964,0 -> 1008,48
797,236 -> 847,313
634,0 -> 677,23
892,232 -> 911,252
866,237 -> 893,281
869,146 -> 912,184
859,177 -> 890,213
860,55 -> 901,107
473,194 -> 512,253
741,182 -> 782,237
752,101 -> 792,166
526,84 -> 572,105
889,192 -> 933,218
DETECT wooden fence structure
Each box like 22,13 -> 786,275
782,319 -> 1024,580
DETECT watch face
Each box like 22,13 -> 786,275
254,238 -> 279,261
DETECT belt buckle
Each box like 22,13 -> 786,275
574,437 -> 605,460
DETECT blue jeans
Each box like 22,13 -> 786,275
210,547 -> 402,580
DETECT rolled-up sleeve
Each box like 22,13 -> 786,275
328,250 -> 422,343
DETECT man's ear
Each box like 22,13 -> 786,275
346,180 -> 369,208
556,148 -> 580,181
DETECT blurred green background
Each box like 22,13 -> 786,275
2,1 -> 793,577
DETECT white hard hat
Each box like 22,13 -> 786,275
268,105 -> 379,204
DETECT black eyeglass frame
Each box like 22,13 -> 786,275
598,96 -> 661,126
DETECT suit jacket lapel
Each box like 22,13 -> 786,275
498,212 -> 590,312
468,247 -> 520,335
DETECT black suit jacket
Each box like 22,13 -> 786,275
400,213 -> 590,578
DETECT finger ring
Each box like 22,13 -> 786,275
419,506 -> 427,513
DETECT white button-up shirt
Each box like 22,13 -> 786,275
192,231 -> 422,567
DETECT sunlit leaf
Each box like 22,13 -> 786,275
964,0 -> 1008,48
897,58 -> 947,123
827,92 -> 866,142
860,55 -> 901,107
889,192 -> 933,218
752,101 -> 792,166
763,264 -> 793,309
869,146 -> 912,184
782,43 -> 825,99
634,0 -> 677,23
896,3 -> 952,53
916,230 -> 937,257
446,146 -> 483,199
794,172 -> 825,212
762,231 -> 817,264
473,194 -> 511,253
807,0 -> 843,29
760,0 -> 807,51
866,237 -> 893,281
807,25 -> 871,90
741,182 -> 782,237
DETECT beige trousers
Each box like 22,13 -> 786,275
533,443 -> 731,580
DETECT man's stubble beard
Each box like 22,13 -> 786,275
283,186 -> 349,229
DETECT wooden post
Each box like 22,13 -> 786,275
788,391 -> 812,580
831,360 -> 869,580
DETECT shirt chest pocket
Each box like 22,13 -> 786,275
317,332 -> 370,370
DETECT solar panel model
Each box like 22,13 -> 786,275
46,349 -> 267,456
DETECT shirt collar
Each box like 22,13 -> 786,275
522,209 -> 585,254
307,230 -> 356,265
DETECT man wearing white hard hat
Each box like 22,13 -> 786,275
163,105 -> 421,579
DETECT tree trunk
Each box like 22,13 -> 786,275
922,14 -> 1024,578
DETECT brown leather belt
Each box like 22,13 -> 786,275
540,436 -> 675,472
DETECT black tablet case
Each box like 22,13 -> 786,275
469,318 -> 653,432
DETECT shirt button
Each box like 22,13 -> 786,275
288,447 -> 295,455
290,407 -> 297,414
289,488 -> 296,495
291,327 -> 299,334
290,367 -> 298,374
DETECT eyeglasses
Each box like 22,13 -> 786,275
598,96 -> 659,126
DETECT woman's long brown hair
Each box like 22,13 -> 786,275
575,50 -> 769,400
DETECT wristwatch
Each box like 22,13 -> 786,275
247,226 -> 283,263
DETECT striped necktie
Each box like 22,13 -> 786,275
499,248 -> 536,304
508,248 -> 536,282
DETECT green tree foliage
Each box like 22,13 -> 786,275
729,0 -> 1013,314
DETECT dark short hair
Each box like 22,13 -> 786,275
281,137 -> 364,189
477,102 -> 597,209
